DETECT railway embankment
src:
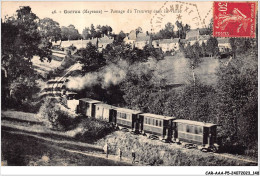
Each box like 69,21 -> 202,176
96,131 -> 258,166
1,110 -> 257,166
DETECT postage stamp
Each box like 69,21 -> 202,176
213,1 -> 257,38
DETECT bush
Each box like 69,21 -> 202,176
38,98 -> 78,131
74,117 -> 115,143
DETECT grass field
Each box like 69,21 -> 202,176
157,53 -> 227,86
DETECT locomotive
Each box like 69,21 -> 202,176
73,97 -> 219,152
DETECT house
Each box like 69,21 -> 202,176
56,35 -> 114,51
135,33 -> 151,49
198,35 -> 210,45
152,40 -> 160,48
98,35 -> 114,49
186,29 -> 200,40
157,38 -> 180,52
217,38 -> 231,53
123,30 -> 137,48
185,28 -> 210,46
185,36 -> 198,46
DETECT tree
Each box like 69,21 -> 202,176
77,43 -> 105,72
136,27 -> 143,35
101,25 -> 112,36
38,17 -> 61,42
90,24 -> 97,38
229,38 -> 256,59
61,25 -> 81,40
1,6 -> 51,107
201,41 -> 207,57
190,41 -> 202,68
113,30 -> 126,45
175,21 -> 190,39
143,45 -> 163,61
206,37 -> 219,57
82,27 -> 91,40
216,51 -> 257,150
184,43 -> 192,58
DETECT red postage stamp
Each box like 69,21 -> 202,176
213,1 -> 257,38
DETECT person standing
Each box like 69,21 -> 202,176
103,143 -> 108,158
131,149 -> 136,164
117,148 -> 122,161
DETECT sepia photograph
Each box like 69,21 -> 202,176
1,0 -> 259,175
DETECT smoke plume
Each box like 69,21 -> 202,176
66,60 -> 129,90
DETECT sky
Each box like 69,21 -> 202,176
2,1 -> 213,34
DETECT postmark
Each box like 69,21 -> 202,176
213,1 -> 257,38
150,1 -> 204,33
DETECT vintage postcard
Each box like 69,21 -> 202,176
1,1 -> 259,175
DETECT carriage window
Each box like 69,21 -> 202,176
194,126 -> 198,134
156,120 -> 158,126
121,113 -> 126,119
126,113 -> 130,120
145,118 -> 147,124
190,125 -> 194,133
199,127 -> 203,134
148,118 -> 150,124
186,125 -> 190,133
159,120 -> 162,127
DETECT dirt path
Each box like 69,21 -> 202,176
2,130 -> 137,166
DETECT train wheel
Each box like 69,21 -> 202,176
211,146 -> 217,153
201,148 -> 208,152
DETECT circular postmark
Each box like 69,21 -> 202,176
150,1 -> 207,33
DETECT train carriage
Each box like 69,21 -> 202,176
115,108 -> 141,131
94,103 -> 117,124
78,98 -> 101,117
174,119 -> 218,152
139,113 -> 176,141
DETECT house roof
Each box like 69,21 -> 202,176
115,107 -> 141,114
82,39 -> 97,46
99,35 -> 114,44
217,38 -> 230,44
186,29 -> 199,39
159,38 -> 179,44
79,98 -> 101,104
186,36 -> 198,42
180,39 -> 186,43
140,113 -> 176,120
136,33 -> 150,42
128,30 -> 137,40
174,119 -> 217,127
199,28 -> 210,35
199,35 -> 210,40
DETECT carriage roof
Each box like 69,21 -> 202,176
115,107 -> 141,114
174,119 -> 217,127
79,98 -> 101,104
140,113 -> 176,120
95,103 -> 116,109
